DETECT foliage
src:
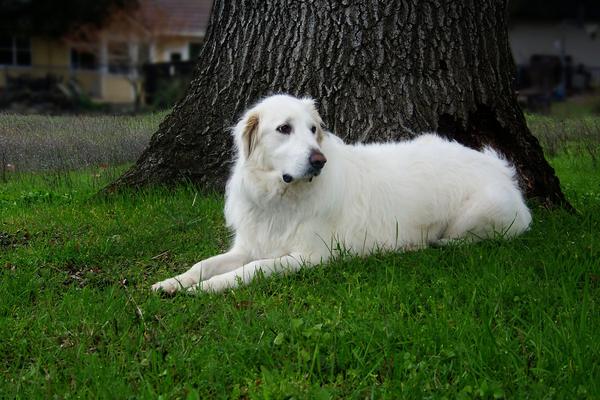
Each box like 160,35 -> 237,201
0,0 -> 138,37
149,78 -> 189,110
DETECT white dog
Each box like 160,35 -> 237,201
152,94 -> 531,294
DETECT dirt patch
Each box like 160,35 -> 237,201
0,230 -> 31,249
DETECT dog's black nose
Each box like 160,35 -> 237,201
282,174 -> 293,183
309,150 -> 327,170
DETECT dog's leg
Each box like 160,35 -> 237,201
187,253 -> 314,293
151,250 -> 250,294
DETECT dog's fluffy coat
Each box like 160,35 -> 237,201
152,94 -> 531,293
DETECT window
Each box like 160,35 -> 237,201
108,41 -> 130,74
71,48 -> 98,70
0,35 -> 31,66
170,52 -> 182,62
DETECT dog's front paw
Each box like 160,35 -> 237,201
151,277 -> 186,294
187,277 -> 232,294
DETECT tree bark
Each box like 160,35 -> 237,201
107,0 -> 569,208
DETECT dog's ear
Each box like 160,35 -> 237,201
301,97 -> 326,141
301,97 -> 316,110
301,97 -> 323,123
233,111 -> 260,160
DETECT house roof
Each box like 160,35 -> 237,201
63,0 -> 212,47
137,0 -> 213,37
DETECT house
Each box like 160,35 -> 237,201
508,0 -> 600,92
0,0 -> 213,105
509,20 -> 600,88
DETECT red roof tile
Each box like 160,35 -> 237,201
138,0 -> 213,37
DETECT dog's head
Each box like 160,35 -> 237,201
233,94 -> 327,184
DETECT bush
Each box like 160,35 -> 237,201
149,78 -> 188,110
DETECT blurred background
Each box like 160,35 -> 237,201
0,0 -> 212,114
0,0 -> 598,116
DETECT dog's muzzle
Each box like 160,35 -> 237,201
282,150 -> 327,184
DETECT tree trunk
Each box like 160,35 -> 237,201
108,0 -> 569,208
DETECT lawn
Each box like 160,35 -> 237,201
0,114 -> 599,398
0,112 -> 167,173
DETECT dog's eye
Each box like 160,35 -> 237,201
277,124 -> 292,135
311,126 -> 317,134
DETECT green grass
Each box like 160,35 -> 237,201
0,111 -> 167,172
1,117 -> 599,398
548,95 -> 600,119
